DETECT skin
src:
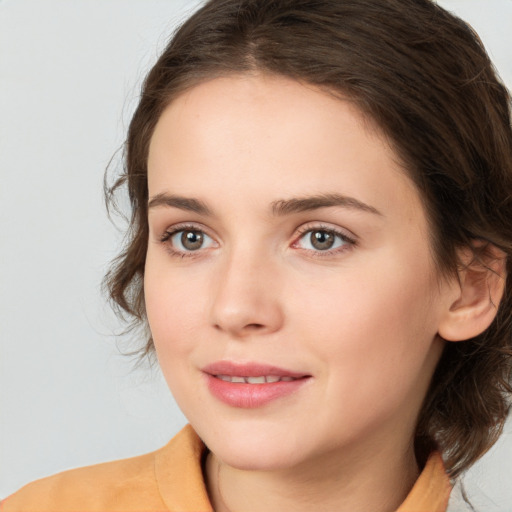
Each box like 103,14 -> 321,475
145,74 -> 461,512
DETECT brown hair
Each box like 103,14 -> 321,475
105,0 -> 512,477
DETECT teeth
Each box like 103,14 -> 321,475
216,375 -> 297,384
246,376 -> 266,384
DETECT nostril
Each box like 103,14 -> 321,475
213,322 -> 267,334
245,323 -> 265,330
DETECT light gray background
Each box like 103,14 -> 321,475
1,0 -> 511,507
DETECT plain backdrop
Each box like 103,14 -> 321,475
1,0 -> 512,507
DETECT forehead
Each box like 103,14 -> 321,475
148,74 -> 425,226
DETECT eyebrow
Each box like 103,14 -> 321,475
147,192 -> 382,217
148,193 -> 212,216
271,193 -> 382,217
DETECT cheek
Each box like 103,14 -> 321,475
144,254 -> 207,357
291,250 -> 441,390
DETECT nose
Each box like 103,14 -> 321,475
210,249 -> 284,338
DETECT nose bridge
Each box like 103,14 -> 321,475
210,240 -> 283,337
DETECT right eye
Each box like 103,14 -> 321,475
163,228 -> 216,254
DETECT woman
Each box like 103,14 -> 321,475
4,0 -> 512,510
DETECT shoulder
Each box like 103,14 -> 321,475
1,425 -> 210,512
1,449 -> 162,512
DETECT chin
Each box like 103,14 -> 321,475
196,420 -> 306,471
214,441 -> 302,471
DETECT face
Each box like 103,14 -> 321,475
145,74 -> 452,472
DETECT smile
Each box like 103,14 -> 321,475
215,375 -> 297,384
202,361 -> 310,408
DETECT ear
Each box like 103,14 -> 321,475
438,244 -> 507,342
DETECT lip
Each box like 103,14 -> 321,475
203,361 -> 307,378
202,361 -> 311,408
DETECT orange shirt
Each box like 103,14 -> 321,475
2,425 -> 452,512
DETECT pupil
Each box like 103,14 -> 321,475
181,231 -> 203,250
311,230 -> 334,250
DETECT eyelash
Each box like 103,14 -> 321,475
159,223 -> 356,259
160,223 -> 214,259
292,224 -> 356,257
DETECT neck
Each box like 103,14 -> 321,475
205,438 -> 420,512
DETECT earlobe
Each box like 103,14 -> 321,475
438,245 -> 507,342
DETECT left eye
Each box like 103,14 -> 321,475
169,229 -> 215,252
295,229 -> 348,251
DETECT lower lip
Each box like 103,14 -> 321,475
205,374 -> 310,408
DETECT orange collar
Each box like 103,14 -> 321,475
156,425 -> 452,512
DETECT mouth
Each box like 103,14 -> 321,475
202,361 -> 308,380
215,375 -> 299,384
202,361 -> 311,408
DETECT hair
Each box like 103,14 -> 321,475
105,0 -> 512,477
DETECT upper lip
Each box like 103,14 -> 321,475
202,361 -> 308,378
